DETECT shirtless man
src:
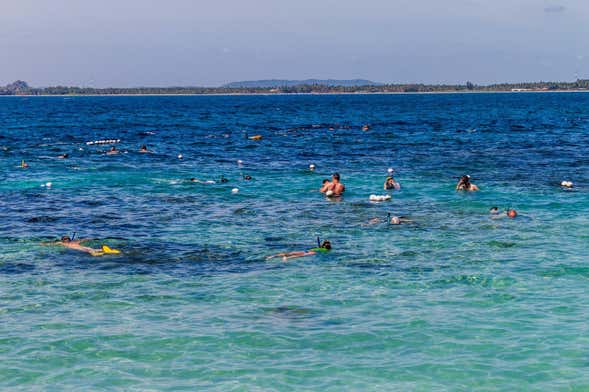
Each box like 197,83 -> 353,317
328,173 -> 345,196
47,236 -> 119,256
456,175 -> 479,191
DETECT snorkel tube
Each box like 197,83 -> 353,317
387,213 -> 391,224
71,231 -> 76,241
317,236 -> 321,248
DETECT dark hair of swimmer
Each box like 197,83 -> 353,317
244,175 -> 252,180
321,240 -> 332,250
332,173 -> 340,181
460,175 -> 470,184
61,236 -> 71,242
322,179 -> 329,184
140,145 -> 147,150
489,207 -> 499,213
189,178 -> 196,182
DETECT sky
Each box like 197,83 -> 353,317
1,0 -> 588,87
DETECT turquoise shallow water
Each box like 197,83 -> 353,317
0,93 -> 588,390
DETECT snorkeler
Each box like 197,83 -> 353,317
384,176 -> 401,190
106,146 -> 119,155
456,175 -> 479,191
326,173 -> 345,196
266,240 -> 332,262
46,236 -> 120,257
490,208 -> 518,219
320,179 -> 331,193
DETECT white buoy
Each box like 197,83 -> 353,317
232,188 -> 239,193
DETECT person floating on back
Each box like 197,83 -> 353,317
456,175 -> 479,191
266,240 -> 332,262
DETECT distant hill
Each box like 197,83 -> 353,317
222,79 -> 384,88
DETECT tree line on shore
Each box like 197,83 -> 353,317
2,79 -> 589,95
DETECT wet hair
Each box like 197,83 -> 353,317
243,175 -> 252,180
460,175 -> 470,184
322,179 -> 329,184
321,240 -> 332,250
61,236 -> 71,242
140,145 -> 147,150
332,173 -> 340,181
489,207 -> 499,213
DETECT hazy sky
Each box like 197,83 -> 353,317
1,0 -> 588,87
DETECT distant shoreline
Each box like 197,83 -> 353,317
3,89 -> 589,97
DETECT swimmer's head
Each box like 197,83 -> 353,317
321,240 -> 332,250
322,179 -> 329,184
243,175 -> 252,180
387,168 -> 394,174
489,207 -> 499,214
332,173 -> 341,181
61,236 -> 71,242
390,216 -> 401,225
309,164 -> 315,171
140,145 -> 147,150
507,209 -> 517,218
460,175 -> 470,183
189,178 -> 196,182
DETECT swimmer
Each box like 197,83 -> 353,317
139,145 -> 149,153
320,179 -> 331,193
266,240 -> 332,262
327,173 -> 345,196
219,175 -> 229,183
490,208 -> 518,219
384,176 -> 401,190
456,175 -> 479,191
20,160 -> 29,168
309,164 -> 316,171
243,175 -> 252,180
362,125 -> 370,131
189,178 -> 215,184
45,236 -> 120,257
366,214 -> 413,226
106,146 -> 119,155
57,153 -> 69,159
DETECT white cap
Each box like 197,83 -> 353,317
177,154 -> 183,159
387,168 -> 394,174
309,164 -> 315,169
237,159 -> 243,165
232,188 -> 239,193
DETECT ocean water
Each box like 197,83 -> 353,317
0,93 -> 587,391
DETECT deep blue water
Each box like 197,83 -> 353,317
1,93 -> 588,390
